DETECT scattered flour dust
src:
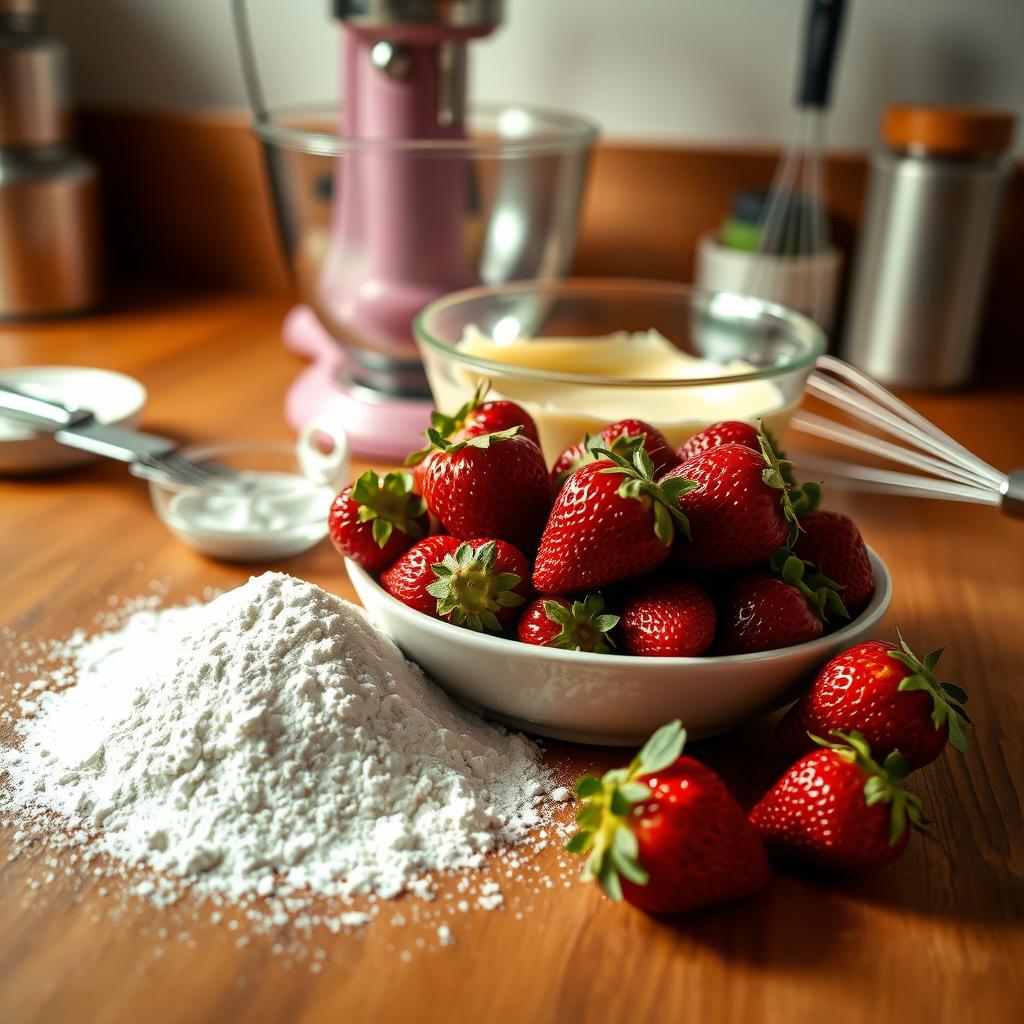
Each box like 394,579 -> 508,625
0,572 -> 577,963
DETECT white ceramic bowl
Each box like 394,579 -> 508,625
0,366 -> 147,474
346,549 -> 893,746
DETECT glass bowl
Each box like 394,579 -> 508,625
414,279 -> 826,459
147,441 -> 348,562
253,103 -> 598,385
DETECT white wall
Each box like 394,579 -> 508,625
50,0 -> 1024,152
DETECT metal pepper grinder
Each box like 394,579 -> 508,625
0,0 -> 100,318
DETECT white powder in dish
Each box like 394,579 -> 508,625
1,572 -> 554,902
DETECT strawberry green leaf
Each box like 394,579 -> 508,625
594,447 -> 692,545
371,517 -> 392,548
609,790 -> 634,817
564,720 -> 687,901
406,381 -> 493,463
617,781 -> 652,804
575,775 -> 603,798
788,480 -> 823,519
427,540 -> 523,633
599,860 -> 623,902
348,469 -> 426,546
541,595 -> 619,653
940,682 -> 970,708
610,826 -> 648,885
565,831 -> 593,854
768,547 -> 849,623
890,628 -> 970,752
635,719 -> 687,776
814,730 -> 930,845
757,424 -> 803,544
945,710 -> 972,754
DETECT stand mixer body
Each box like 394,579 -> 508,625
235,0 -> 596,459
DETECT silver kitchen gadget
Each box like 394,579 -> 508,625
0,382 -> 235,488
0,0 -> 100,318
232,0 -> 597,460
0,365 -> 145,473
789,355 -> 1024,519
743,0 -> 847,329
842,106 -> 1016,388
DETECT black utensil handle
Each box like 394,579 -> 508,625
797,0 -> 847,109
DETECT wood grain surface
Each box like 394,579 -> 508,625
1,292 -> 1022,1024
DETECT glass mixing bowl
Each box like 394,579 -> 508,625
414,279 -> 827,460
253,103 -> 598,392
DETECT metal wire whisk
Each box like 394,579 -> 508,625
788,355 -> 1024,519
744,0 -> 847,329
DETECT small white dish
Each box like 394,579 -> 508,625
148,439 -> 349,562
0,366 -> 147,474
347,549 -> 893,746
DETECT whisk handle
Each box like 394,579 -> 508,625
1000,470 -> 1024,520
798,0 -> 847,109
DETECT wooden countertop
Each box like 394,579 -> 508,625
1,291 -> 1022,1024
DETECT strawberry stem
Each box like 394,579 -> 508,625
810,729 -> 930,845
888,628 -> 971,753
565,720 -> 687,900
405,379 -> 493,465
351,470 -> 427,548
553,430 -> 649,488
768,547 -> 849,623
593,445 -> 695,545
425,540 -> 525,632
542,595 -> 619,653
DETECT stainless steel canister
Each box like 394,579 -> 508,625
0,0 -> 100,318
842,106 -> 1016,388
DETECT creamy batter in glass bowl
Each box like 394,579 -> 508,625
414,279 -> 826,461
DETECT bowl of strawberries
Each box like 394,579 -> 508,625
329,390 -> 892,746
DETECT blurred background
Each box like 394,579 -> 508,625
7,0 -> 1022,379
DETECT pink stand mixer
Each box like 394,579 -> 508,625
233,0 -> 598,459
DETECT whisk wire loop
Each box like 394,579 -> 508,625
787,356 -> 1020,518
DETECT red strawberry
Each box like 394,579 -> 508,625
517,594 -> 619,652
533,446 -> 694,593
750,730 -> 928,872
407,381 -> 539,465
776,631 -> 970,767
664,433 -> 798,572
327,470 -> 429,573
381,536 -> 530,632
419,426 -> 551,552
718,574 -> 823,654
461,400 -> 539,446
566,721 -> 770,913
380,535 -> 461,617
551,419 -> 678,489
677,420 -> 761,463
793,510 -> 875,613
718,547 -> 849,654
620,579 -> 716,657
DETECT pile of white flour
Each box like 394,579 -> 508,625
1,572 -> 554,901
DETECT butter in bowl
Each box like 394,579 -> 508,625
413,279 -> 825,462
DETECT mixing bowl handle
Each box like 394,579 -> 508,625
297,416 -> 350,491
